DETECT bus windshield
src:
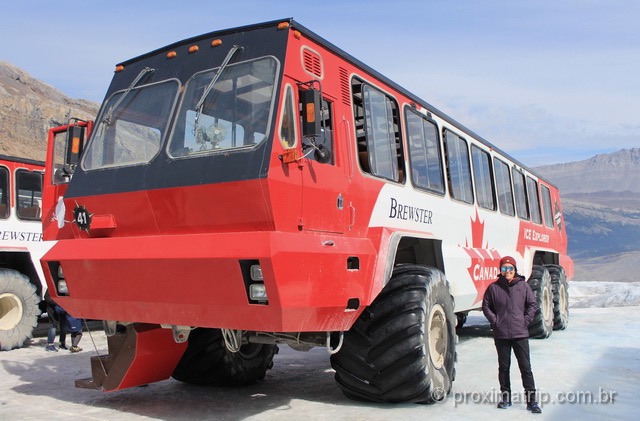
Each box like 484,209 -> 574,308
83,79 -> 179,170
168,57 -> 278,158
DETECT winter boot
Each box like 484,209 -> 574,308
526,390 -> 542,413
527,402 -> 542,413
497,391 -> 511,409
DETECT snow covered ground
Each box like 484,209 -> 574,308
1,281 -> 639,420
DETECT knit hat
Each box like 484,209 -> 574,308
499,256 -> 517,270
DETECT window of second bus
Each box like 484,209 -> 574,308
15,169 -> 42,221
0,167 -> 9,219
405,108 -> 444,194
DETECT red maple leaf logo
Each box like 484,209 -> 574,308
462,210 -> 503,306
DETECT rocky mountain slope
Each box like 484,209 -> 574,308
0,61 -> 98,161
537,148 -> 640,194
535,148 -> 640,279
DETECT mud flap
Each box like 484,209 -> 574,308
76,323 -> 187,391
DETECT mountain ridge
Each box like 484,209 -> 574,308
536,147 -> 640,195
0,61 -> 98,161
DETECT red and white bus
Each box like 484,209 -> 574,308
0,155 -> 48,351
41,19 -> 572,403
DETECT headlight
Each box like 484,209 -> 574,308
249,283 -> 267,301
57,280 -> 69,295
250,265 -> 263,281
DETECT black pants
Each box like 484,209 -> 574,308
494,338 -> 536,403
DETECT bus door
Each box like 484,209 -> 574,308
297,87 -> 349,234
42,119 -> 92,240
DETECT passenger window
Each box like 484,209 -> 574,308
540,184 -> 555,228
526,176 -> 542,224
443,130 -> 473,204
494,158 -> 515,216
352,78 -> 404,182
405,108 -> 444,194
512,169 -> 529,220
471,145 -> 496,210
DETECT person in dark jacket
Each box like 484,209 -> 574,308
482,256 -> 542,413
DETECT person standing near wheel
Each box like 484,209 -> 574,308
482,256 -> 542,414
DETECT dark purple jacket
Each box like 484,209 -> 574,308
482,275 -> 538,339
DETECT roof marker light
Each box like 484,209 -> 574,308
211,39 -> 222,47
167,51 -> 177,59
278,22 -> 290,30
188,45 -> 199,53
114,65 -> 124,73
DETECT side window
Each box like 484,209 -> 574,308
279,84 -> 297,149
512,169 -> 529,220
540,184 -> 555,228
443,129 -> 473,204
405,108 -> 444,194
300,94 -> 334,164
352,78 -> 404,182
494,158 -> 515,216
52,131 -> 68,184
471,145 -> 496,210
15,169 -> 42,221
317,98 -> 334,164
526,176 -> 542,224
0,167 -> 9,219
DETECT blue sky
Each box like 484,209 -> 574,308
2,1 -> 638,166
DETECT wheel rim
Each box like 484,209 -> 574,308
238,343 -> 263,360
427,304 -> 447,369
542,286 -> 553,324
0,292 -> 23,331
559,284 -> 568,316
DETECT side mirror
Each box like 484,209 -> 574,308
300,88 -> 322,138
314,144 -> 332,164
64,125 -> 85,175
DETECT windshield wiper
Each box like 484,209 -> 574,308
194,45 -> 243,128
103,66 -> 155,125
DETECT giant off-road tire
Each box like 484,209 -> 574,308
171,328 -> 277,386
330,264 -> 457,403
545,264 -> 569,330
527,265 -> 554,339
0,269 -> 40,351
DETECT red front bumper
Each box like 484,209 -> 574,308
42,231 -> 376,332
